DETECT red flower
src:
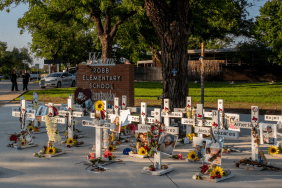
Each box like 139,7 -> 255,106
67,145 -> 71,148
151,126 -> 155,131
160,128 -> 164,132
104,151 -> 112,158
212,122 -> 218,128
197,114 -> 202,118
215,174 -> 221,179
10,135 -> 18,141
201,164 -> 209,173
68,107 -> 71,110
150,167 -> 156,171
49,112 -> 53,116
210,176 -> 215,179
141,111 -> 145,116
177,153 -> 182,160
143,145 -> 150,152
151,139 -> 155,143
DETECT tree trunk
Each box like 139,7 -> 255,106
144,0 -> 191,109
160,34 -> 189,109
100,36 -> 113,59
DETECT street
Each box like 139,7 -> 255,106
0,79 -> 41,96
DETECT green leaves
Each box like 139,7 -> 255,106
254,0 -> 282,64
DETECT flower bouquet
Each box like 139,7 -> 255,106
172,153 -> 182,160
33,145 -> 62,158
186,150 -> 202,162
267,145 -> 282,158
192,164 -> 231,182
8,131 -> 35,149
61,138 -> 84,148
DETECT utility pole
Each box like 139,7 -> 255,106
200,42 -> 205,105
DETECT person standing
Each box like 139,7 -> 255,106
22,70 -> 30,91
11,69 -> 19,91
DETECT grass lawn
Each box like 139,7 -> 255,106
15,82 -> 282,111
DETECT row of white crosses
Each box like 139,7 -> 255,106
57,95 -> 84,139
82,100 -> 116,158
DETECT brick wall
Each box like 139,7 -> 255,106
77,64 -> 134,107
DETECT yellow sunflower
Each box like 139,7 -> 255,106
187,151 -> 198,160
268,145 -> 279,154
211,166 -> 224,177
28,126 -> 34,132
108,145 -> 115,152
110,135 -> 114,142
46,146 -> 56,154
138,147 -> 148,155
66,138 -> 74,145
95,100 -> 104,111
21,139 -> 25,146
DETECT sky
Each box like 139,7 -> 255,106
0,0 -> 269,69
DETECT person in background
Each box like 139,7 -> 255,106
22,70 -> 30,91
11,69 -> 19,91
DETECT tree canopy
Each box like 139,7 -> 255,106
254,0 -> 282,64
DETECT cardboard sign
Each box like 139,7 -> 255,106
164,127 -> 179,135
204,111 -> 212,118
161,112 -> 182,118
72,111 -> 84,117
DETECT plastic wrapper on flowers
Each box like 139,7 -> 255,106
123,148 -> 132,155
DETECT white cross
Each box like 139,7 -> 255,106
82,106 -> 116,158
234,106 -> 260,161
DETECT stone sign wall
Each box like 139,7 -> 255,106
77,64 -> 134,107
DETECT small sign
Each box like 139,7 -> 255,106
195,127 -> 211,134
147,117 -> 155,124
234,121 -> 252,129
35,64 -> 39,69
265,115 -> 282,121
161,112 -> 182,118
26,113 -> 35,119
67,63 -> 70,67
138,124 -> 150,131
164,127 -> 179,135
82,120 -> 93,127
72,112 -> 84,117
172,69 -> 177,76
174,108 -> 186,113
204,111 -> 212,118
181,118 -> 195,125
12,111 -> 21,117
128,115 -> 140,122
212,129 -> 239,139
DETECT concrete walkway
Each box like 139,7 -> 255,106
0,91 -> 282,187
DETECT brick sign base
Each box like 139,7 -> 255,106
77,64 -> 134,107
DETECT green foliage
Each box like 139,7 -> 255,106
134,82 -> 282,104
254,0 -> 282,64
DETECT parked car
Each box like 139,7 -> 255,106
39,72 -> 76,88
30,73 -> 41,80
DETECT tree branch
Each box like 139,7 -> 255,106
139,33 -> 161,62
109,11 -> 137,39
89,4 -> 104,36
104,7 -> 111,35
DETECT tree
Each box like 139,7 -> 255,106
1,0 -> 140,59
141,0 -> 253,108
253,0 -> 282,64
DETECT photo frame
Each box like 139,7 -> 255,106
204,140 -> 223,165
157,133 -> 178,156
135,131 -> 149,150
225,113 -> 240,131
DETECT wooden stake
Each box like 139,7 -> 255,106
201,42 -> 205,105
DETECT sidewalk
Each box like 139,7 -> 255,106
0,90 -> 26,108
